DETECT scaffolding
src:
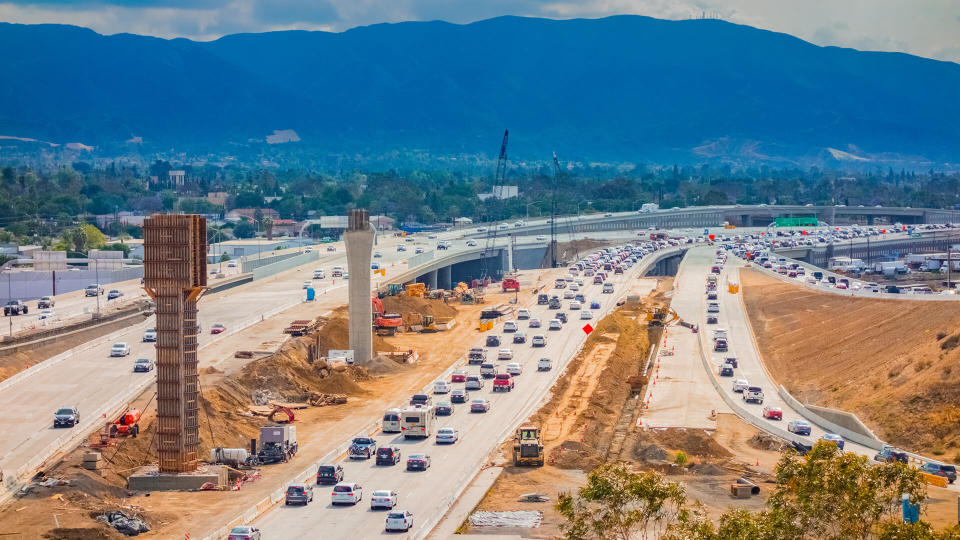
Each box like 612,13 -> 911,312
143,214 -> 207,473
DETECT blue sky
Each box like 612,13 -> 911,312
1,0 -> 958,62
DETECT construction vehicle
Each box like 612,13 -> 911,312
512,424 -> 544,466
502,277 -> 520,293
419,315 -> 455,333
372,297 -> 404,336
646,308 -> 680,327
267,404 -> 296,423
91,406 -> 142,446
405,283 -> 426,297
258,425 -> 298,464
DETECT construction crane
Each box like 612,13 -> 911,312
552,152 -> 578,265
480,129 -> 509,279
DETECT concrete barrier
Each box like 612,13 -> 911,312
776,385 -> 884,451
251,252 -> 320,280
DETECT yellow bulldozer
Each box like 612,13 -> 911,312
513,424 -> 544,467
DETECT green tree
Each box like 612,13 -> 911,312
232,219 -> 255,239
219,253 -> 230,262
556,462 -> 687,540
80,223 -> 107,250
262,215 -> 274,240
67,225 -> 86,253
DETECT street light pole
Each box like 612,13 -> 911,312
94,259 -> 100,317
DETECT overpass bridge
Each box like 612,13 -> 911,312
465,205 -> 960,239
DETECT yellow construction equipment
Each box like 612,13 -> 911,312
512,424 -> 544,467
405,283 -> 426,297
647,307 -> 680,327
728,282 -> 740,294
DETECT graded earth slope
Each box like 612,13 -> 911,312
741,269 -> 960,457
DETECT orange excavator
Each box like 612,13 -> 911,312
372,296 -> 403,336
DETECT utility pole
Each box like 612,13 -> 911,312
94,259 -> 100,317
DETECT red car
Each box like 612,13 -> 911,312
762,406 -> 782,420
450,370 -> 467,383
210,323 -> 226,334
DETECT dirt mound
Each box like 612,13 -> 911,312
741,269 -> 960,454
366,355 -> 409,375
550,440 -> 600,470
381,295 -> 458,318
634,443 -> 669,462
689,462 -> 726,476
202,366 -> 223,374
648,429 -> 733,458
236,338 -> 367,400
748,432 -> 787,452
43,529 -> 114,540
312,315 -> 395,356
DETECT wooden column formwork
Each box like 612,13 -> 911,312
143,214 -> 207,473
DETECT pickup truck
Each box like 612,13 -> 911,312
4,300 -> 28,316
85,284 -> 103,297
37,296 -> 55,309
467,348 -> 486,365
492,373 -> 514,392
537,294 -> 549,305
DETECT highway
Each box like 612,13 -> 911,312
252,247 -> 662,538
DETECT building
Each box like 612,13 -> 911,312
371,215 -> 396,230
169,170 -> 186,186
271,219 -> 300,236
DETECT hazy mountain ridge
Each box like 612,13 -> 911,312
0,15 -> 958,166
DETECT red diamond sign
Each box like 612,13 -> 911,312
582,324 -> 594,335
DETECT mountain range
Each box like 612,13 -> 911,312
0,15 -> 959,167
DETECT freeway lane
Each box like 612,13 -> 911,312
253,251 -> 663,538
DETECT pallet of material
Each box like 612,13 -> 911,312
284,320 -> 318,336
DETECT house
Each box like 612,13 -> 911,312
371,215 -> 396,230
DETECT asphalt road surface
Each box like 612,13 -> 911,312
253,254 -> 659,538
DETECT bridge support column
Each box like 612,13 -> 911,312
439,266 -> 452,290
427,269 -> 438,290
344,210 -> 374,365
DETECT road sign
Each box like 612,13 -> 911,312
582,324 -> 594,335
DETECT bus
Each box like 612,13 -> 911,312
400,405 -> 435,439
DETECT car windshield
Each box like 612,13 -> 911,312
136,359 -> 149,363
439,429 -> 454,434
472,400 -> 485,404
333,485 -> 353,492
56,408 -> 74,415
409,454 -> 425,460
373,490 -> 392,497
317,466 -> 337,475
387,512 -> 405,519
377,448 -> 393,455
353,437 -> 374,445
942,465 -> 957,472
231,527 -> 253,533
287,486 -> 304,494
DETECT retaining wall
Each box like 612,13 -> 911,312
251,252 -> 320,280
0,267 -> 144,303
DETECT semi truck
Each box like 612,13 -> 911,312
258,425 -> 298,464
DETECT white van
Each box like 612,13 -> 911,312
313,269 -> 325,279
401,406 -> 435,439
382,408 -> 402,433
433,380 -> 451,394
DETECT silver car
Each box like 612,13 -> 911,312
435,427 -> 459,444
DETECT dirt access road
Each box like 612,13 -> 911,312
741,268 -> 960,456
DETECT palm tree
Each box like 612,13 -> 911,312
263,216 -> 274,240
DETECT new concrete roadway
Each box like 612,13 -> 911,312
252,250 -> 662,539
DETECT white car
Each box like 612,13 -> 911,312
569,283 -> 580,291
313,269 -> 325,279
575,278 -> 584,286
503,320 -> 518,333
536,235 -> 546,241
548,319 -> 562,330
516,309 -> 530,320
497,348 -> 514,361
563,290 -> 576,299
38,309 -> 56,320
302,281 -> 312,289
373,251 -> 383,258
580,310 -> 593,320
732,379 -> 750,393
531,335 -> 546,347
537,358 -> 553,371
331,482 -> 363,505
142,328 -> 157,342
569,301 -> 582,310
466,239 -> 478,246
435,427 -> 459,444
110,342 -> 131,357
433,380 -> 451,394
227,261 -> 237,268
506,362 -> 522,376
385,511 -> 414,532
370,490 -> 398,510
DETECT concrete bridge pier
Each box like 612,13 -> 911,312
439,266 -> 452,290
344,209 -> 375,365
428,269 -> 438,290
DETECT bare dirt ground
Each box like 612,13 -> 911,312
741,269 -> 960,457
0,275 -> 562,539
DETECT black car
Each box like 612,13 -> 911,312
724,357 -> 738,368
485,335 -> 501,347
409,394 -> 431,407
284,484 -> 314,505
54,406 -> 79,428
376,446 -> 402,466
450,389 -> 469,403
435,401 -> 453,416
406,453 -> 431,471
512,333 -> 526,344
719,365 -> 734,377
706,315 -> 718,324
316,463 -> 344,485
556,312 -> 568,323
